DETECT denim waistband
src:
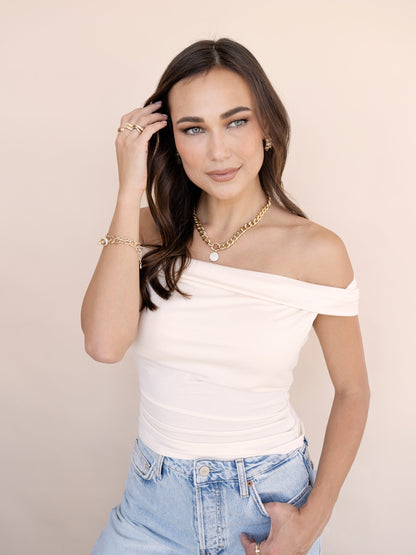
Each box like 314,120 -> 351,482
136,435 -> 310,492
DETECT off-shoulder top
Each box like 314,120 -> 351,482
131,252 -> 359,459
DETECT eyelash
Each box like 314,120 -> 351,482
183,118 -> 248,135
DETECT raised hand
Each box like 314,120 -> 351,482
115,100 -> 168,199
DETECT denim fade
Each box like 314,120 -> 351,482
90,435 -> 322,554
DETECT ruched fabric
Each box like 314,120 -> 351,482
131,255 -> 359,459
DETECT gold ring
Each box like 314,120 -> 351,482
255,542 -> 261,555
133,124 -> 145,134
123,122 -> 134,131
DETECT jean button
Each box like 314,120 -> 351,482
199,465 -> 210,476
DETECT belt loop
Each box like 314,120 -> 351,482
235,458 -> 248,498
154,454 -> 164,479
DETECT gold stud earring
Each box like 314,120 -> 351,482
264,137 -> 272,151
176,152 -> 182,164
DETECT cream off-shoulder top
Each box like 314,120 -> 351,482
131,248 -> 359,459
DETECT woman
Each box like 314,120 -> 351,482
82,38 -> 370,555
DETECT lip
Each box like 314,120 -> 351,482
206,167 -> 240,182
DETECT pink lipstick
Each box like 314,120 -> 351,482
206,167 -> 240,182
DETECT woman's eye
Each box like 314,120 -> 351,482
184,126 -> 203,135
229,119 -> 248,128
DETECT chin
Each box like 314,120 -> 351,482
207,181 -> 244,195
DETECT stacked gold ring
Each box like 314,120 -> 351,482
117,122 -> 145,134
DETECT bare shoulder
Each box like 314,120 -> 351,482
299,219 -> 355,288
139,205 -> 161,246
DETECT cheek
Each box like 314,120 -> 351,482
176,138 -> 204,168
240,136 -> 264,166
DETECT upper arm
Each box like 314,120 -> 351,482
307,225 -> 370,397
313,314 -> 369,397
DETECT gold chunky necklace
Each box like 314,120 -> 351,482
192,195 -> 272,262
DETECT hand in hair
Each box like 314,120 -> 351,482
115,101 -> 168,199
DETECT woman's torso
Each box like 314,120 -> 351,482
133,200 -> 358,458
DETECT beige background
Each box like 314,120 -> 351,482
2,1 -> 414,553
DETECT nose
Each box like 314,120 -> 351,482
207,129 -> 231,161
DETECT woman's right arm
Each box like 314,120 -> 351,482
80,102 -> 167,363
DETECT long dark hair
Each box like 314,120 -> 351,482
139,38 -> 308,311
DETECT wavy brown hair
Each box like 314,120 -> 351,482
139,38 -> 308,311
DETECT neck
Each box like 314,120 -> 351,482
195,184 -> 269,240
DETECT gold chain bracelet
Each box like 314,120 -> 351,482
98,233 -> 143,269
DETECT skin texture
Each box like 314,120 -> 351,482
169,67 -> 268,238
139,68 -> 370,554
81,101 -> 168,362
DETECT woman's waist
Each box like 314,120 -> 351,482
138,395 -> 305,459
139,387 -> 296,432
134,433 -> 310,478
138,413 -> 305,459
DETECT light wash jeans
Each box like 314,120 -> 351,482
90,436 -> 322,554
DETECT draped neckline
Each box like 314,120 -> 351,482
186,257 -> 356,291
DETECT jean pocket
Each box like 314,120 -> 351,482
300,445 -> 317,486
248,451 -> 312,518
130,439 -> 154,480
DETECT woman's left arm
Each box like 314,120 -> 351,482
300,310 -> 371,536
241,229 -> 371,554
301,228 -> 371,533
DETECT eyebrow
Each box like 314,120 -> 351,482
175,106 -> 252,125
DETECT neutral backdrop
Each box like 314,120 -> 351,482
2,1 -> 414,554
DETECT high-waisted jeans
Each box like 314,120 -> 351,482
90,436 -> 322,554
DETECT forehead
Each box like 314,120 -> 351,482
168,68 -> 255,118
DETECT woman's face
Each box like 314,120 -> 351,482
168,67 -> 266,200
